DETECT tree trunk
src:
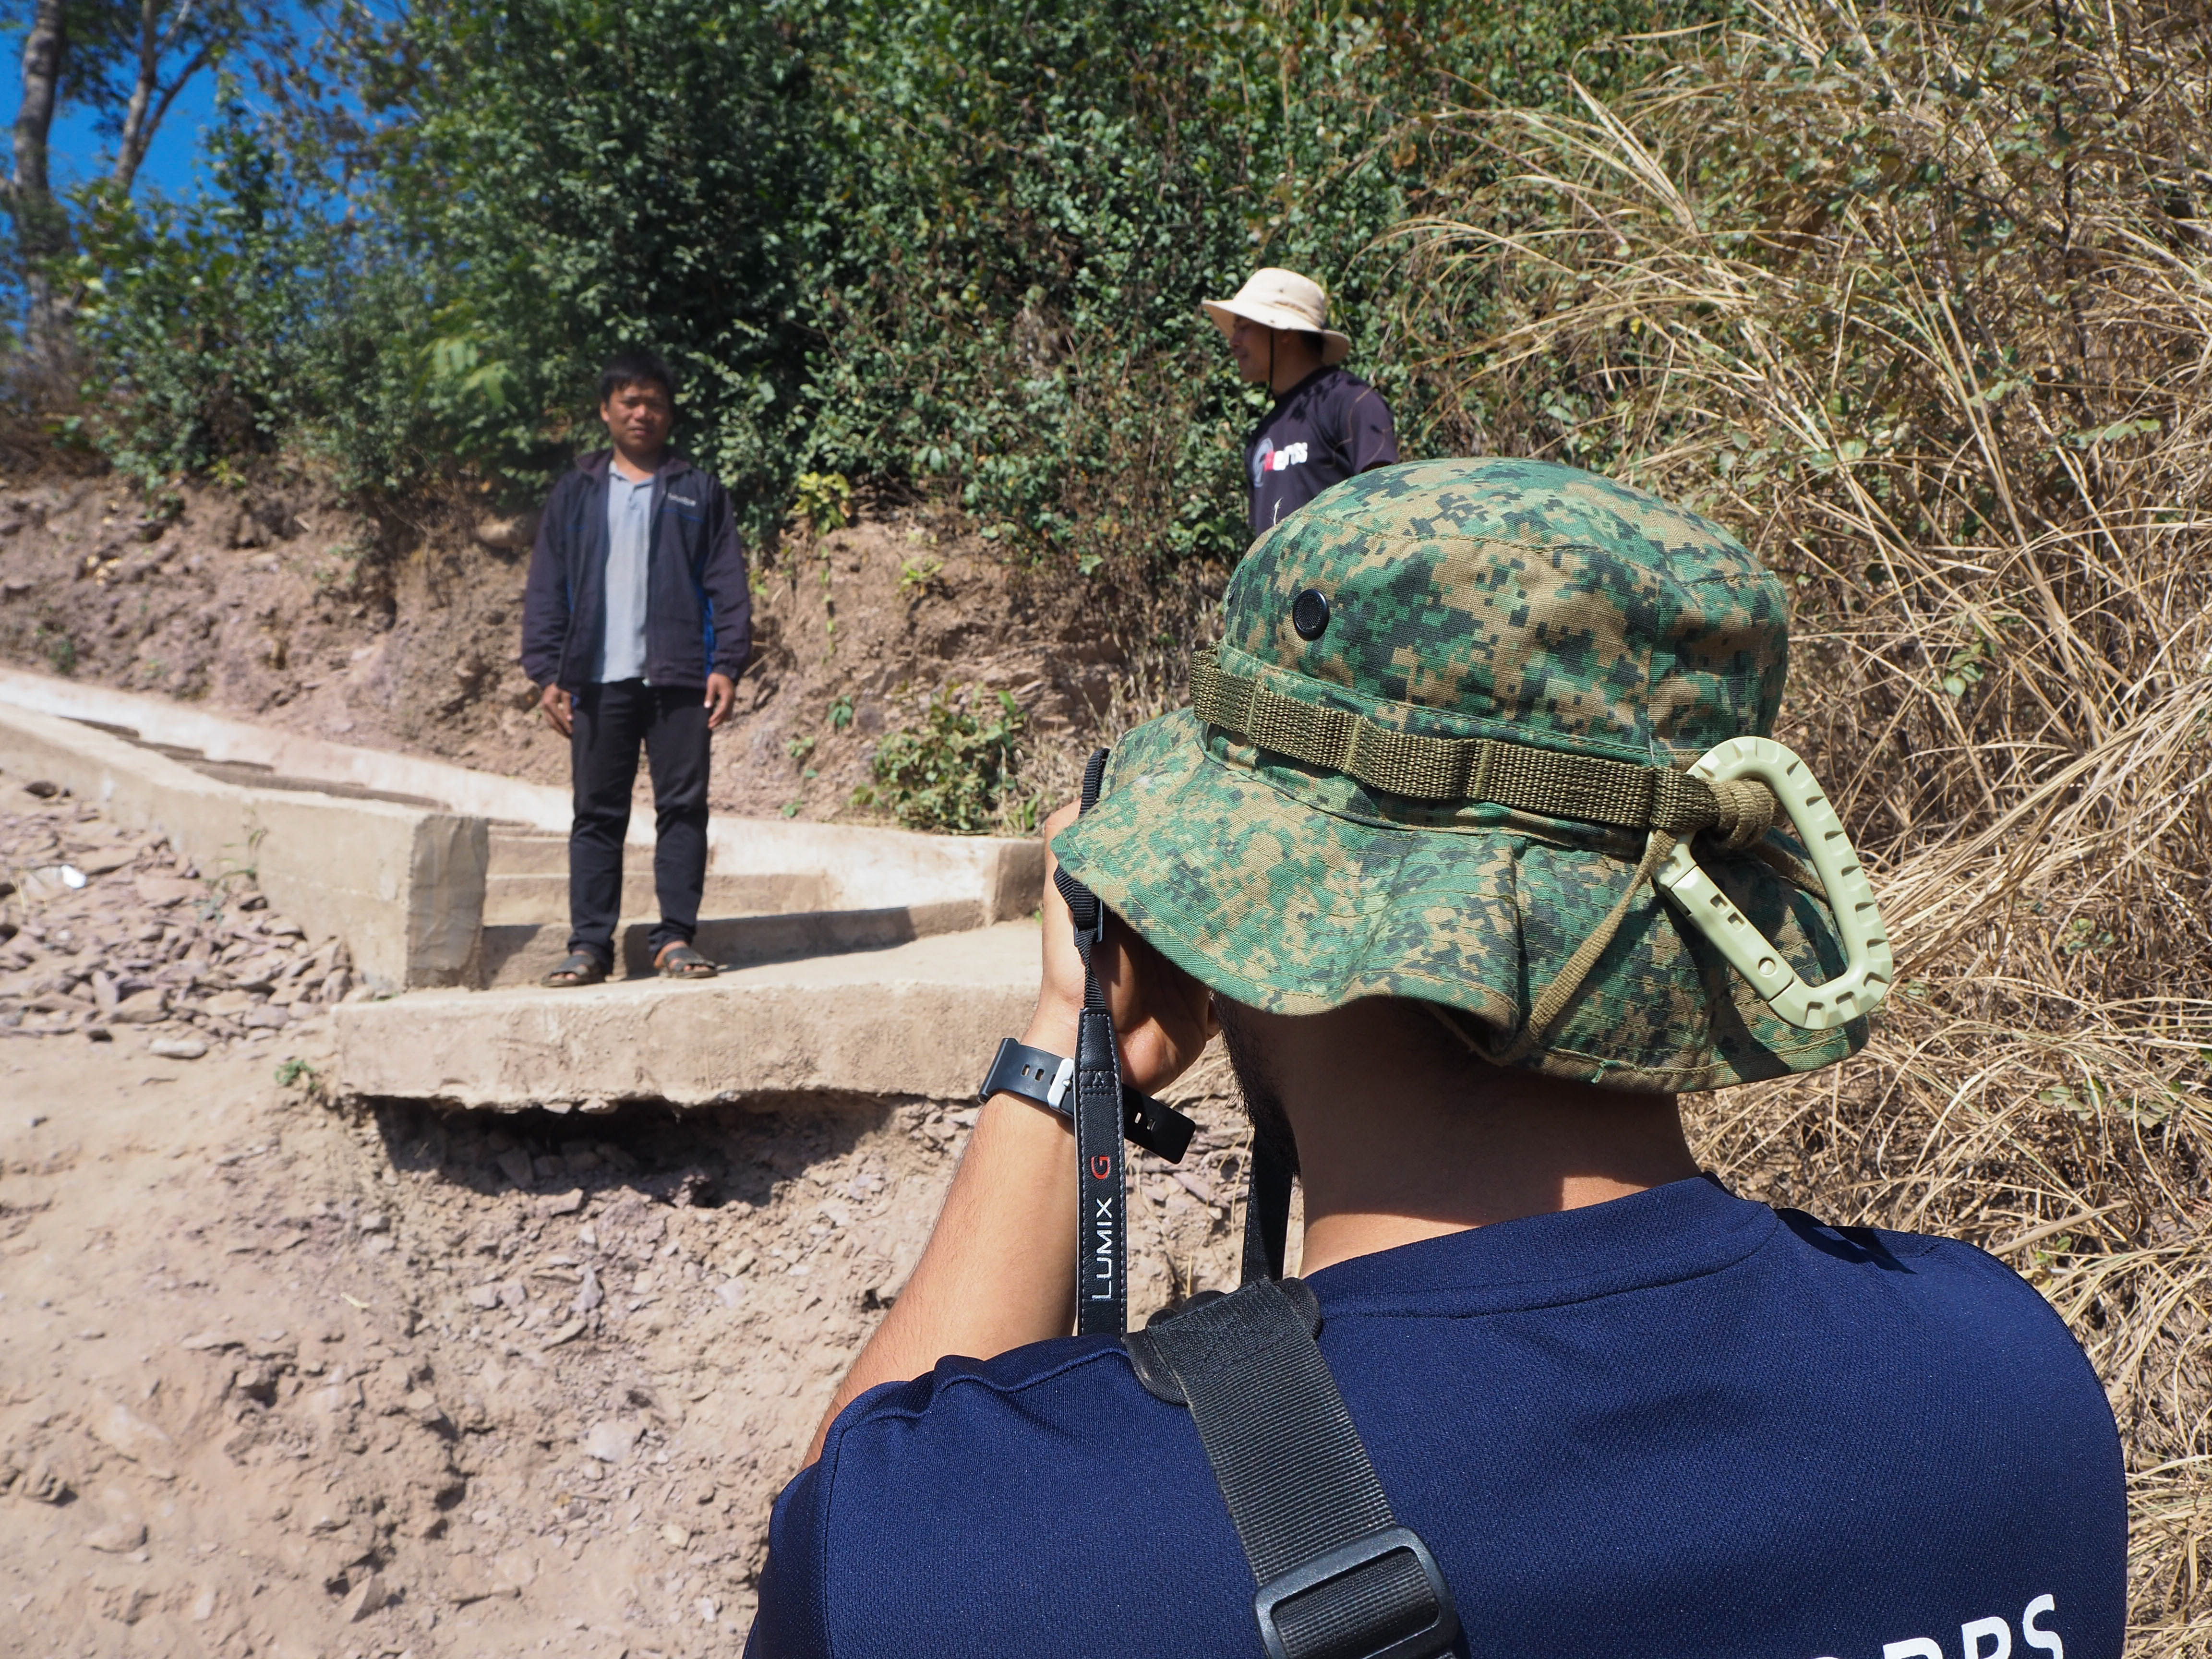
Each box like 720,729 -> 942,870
12,0 -> 72,373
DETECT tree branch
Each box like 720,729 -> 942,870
112,39 -> 215,193
156,0 -> 204,66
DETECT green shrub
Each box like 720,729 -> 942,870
863,687 -> 1025,835
59,0 -> 1719,541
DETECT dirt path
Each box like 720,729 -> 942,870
0,800 -> 1253,1659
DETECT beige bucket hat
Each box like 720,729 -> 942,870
1202,268 -> 1352,366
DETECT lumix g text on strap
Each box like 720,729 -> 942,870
1054,748 -> 1130,1336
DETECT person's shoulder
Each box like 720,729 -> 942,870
826,1334 -> 1150,1455
1311,367 -> 1392,422
547,451 -> 608,496
806,1334 -> 1182,1534
1767,1206 -> 2092,1357
1311,365 -> 1385,400
663,454 -> 732,500
755,1335 -> 1217,1655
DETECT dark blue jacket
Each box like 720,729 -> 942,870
519,450 -> 752,692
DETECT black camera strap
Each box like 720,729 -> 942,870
1239,1128 -> 1297,1286
1125,1279 -> 1461,1659
1057,748 -> 1129,1337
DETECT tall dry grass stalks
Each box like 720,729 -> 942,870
1386,0 -> 2212,1646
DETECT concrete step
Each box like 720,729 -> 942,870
73,720 -> 449,808
336,921 -> 1042,1110
480,870 -> 834,927
480,897 -> 989,986
485,828 -> 577,876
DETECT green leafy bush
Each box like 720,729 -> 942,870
863,687 -> 1025,834
59,0 -> 1716,544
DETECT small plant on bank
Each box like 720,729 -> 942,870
33,623 -> 77,675
790,472 -> 853,537
860,687 -> 1025,835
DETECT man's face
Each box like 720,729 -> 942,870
1226,316 -> 1278,385
601,380 -> 674,458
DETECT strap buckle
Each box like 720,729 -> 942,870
1655,735 -> 1894,1030
1252,1525 -> 1461,1659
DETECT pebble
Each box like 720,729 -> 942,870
581,1420 -> 637,1462
147,1036 -> 207,1059
84,1520 -> 147,1553
341,1571 -> 387,1622
571,1267 -> 603,1314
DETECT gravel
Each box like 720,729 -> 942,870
0,773 -> 359,1045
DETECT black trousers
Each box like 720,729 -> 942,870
568,680 -> 710,963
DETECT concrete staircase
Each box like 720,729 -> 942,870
0,665 -> 1047,1111
474,827 -> 999,986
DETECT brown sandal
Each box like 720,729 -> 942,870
655,942 -> 718,979
542,950 -> 609,987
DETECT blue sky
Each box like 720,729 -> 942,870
0,2 -> 330,205
2,71 -> 228,202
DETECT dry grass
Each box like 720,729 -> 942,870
1385,0 -> 2212,1646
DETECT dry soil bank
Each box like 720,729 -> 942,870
0,465 -> 1178,827
0,784 -> 1253,1659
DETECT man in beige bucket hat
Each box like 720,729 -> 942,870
1203,267 -> 1398,535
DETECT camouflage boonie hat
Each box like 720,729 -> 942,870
1052,457 -> 1866,1092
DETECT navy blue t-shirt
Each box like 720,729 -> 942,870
748,1178 -> 2125,1659
1246,365 -> 1398,535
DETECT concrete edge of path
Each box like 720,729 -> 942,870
334,920 -> 1044,1110
0,700 -> 487,990
0,664 -> 1046,917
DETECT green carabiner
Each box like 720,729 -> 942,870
1656,736 -> 1894,1031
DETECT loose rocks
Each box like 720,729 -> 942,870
0,783 -> 354,1047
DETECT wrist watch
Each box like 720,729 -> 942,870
977,1037 -> 1196,1164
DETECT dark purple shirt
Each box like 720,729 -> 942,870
1245,365 -> 1399,535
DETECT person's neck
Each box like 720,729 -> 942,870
1270,354 -> 1326,397
611,445 -> 664,481
1228,1000 -> 1701,1276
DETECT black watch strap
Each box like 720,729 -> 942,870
979,1039 -> 1075,1114
978,1037 -> 1197,1165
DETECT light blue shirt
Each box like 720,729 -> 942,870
596,467 -> 654,683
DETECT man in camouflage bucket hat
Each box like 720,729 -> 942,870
747,461 -> 2125,1659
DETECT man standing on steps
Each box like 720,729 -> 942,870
520,349 -> 752,987
1204,266 -> 1399,536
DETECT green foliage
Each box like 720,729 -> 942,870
66,114 -> 304,485
863,686 -> 1025,834
790,471 -> 853,534
32,621 -> 77,675
60,0 -> 1716,547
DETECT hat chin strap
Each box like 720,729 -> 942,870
1475,780 -> 1774,1064
1493,827 -> 1680,1068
